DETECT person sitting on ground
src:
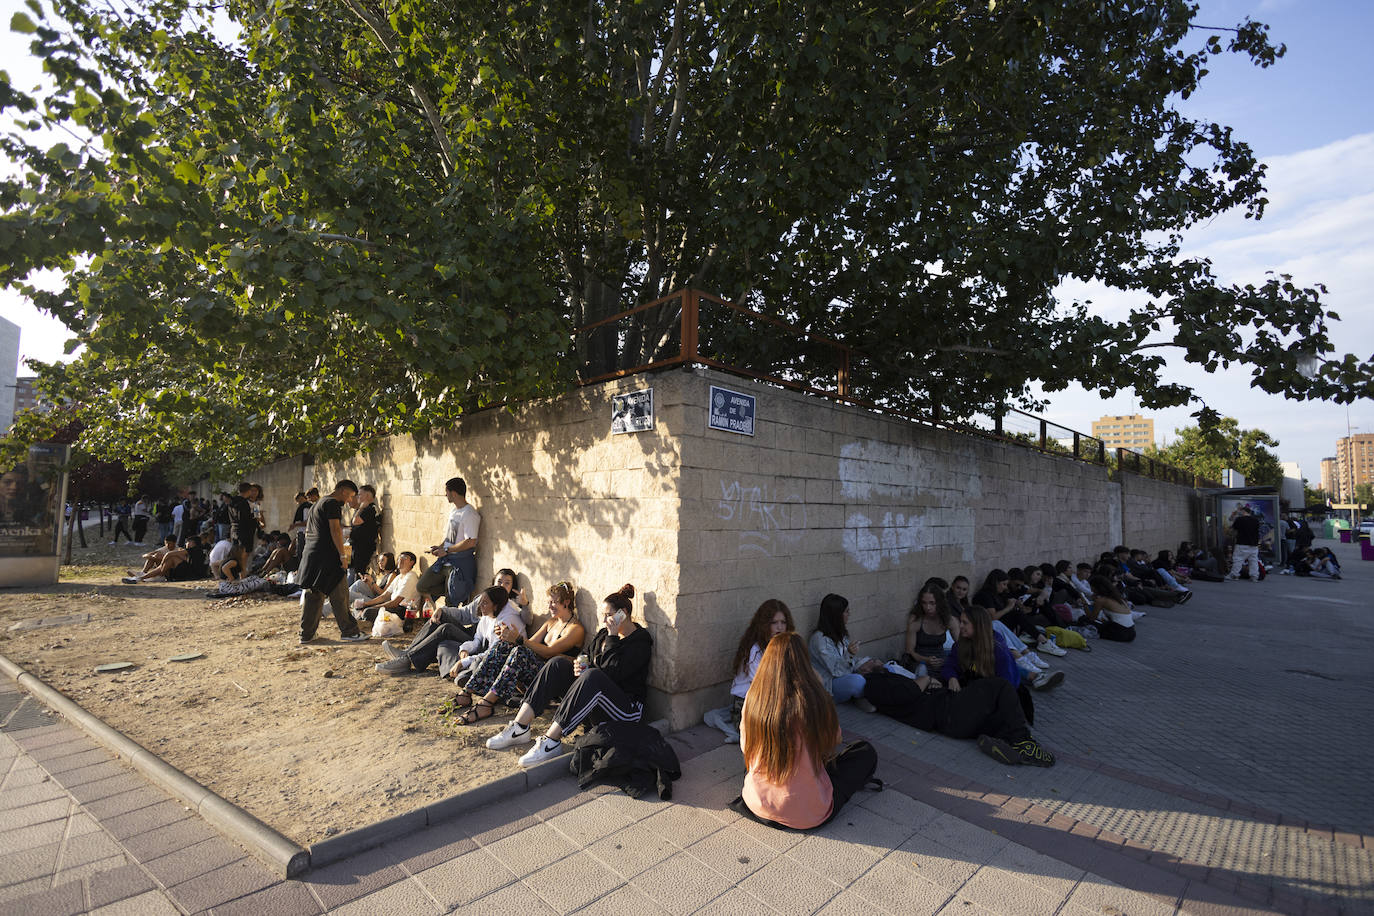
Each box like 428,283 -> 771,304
440,581 -> 532,681
1083,576 -> 1139,642
208,537 -> 243,581
1129,549 -> 1190,601
1176,541 -> 1221,578
375,581 -> 520,676
808,593 -> 882,712
468,581 -> 595,742
166,535 -> 209,581
862,664 -> 1055,767
902,584 -> 952,677
943,605 -> 1063,707
730,632 -> 879,830
355,551 -> 420,623
122,536 -> 188,583
972,569 -> 1028,632
349,552 -> 398,605
256,532 -> 297,578
946,575 -> 972,618
1309,547 -> 1342,580
1152,550 -> 1194,593
1051,561 -> 1090,617
729,599 -> 796,728
514,584 -> 652,767
426,567 -> 530,673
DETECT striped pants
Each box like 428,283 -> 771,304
553,668 -> 643,733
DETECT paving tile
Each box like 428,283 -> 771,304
47,760 -> 128,790
513,779 -> 590,819
0,841 -> 61,889
100,796 -> 193,840
574,883 -> 670,916
543,800 -> 637,849
83,786 -> 166,821
165,858 -> 277,912
787,829 -> 884,886
957,866 -> 1071,916
484,821 -> 578,877
328,875 -> 441,916
681,825 -> 779,883
521,850 -> 623,914
143,836 -> 243,887
377,821 -> 477,874
893,835 -> 980,892
737,854 -> 842,914
0,878 -> 85,916
412,847 -> 519,910
725,814 -> 807,853
856,787 -> 944,831
637,804 -> 725,850
0,796 -> 70,827
302,855 -> 407,911
116,816 -> 217,862
57,830 -> 127,870
816,803 -> 919,857
66,773 -> 146,805
463,880 -> 558,915
42,749 -> 114,776
0,782 -> 69,814
914,813 -> 1010,865
51,853 -> 129,885
86,863 -> 157,910
848,855 -> 956,915
88,888 -> 181,916
209,879 -> 323,916
589,789 -> 668,825
632,853 -> 735,916
932,894 -> 1000,916
688,886 -> 780,915
463,804 -> 542,846
0,820 -> 67,856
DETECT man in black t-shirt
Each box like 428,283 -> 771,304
227,482 -> 258,559
297,480 -> 366,643
1226,505 -> 1262,580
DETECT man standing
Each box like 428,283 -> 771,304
1227,505 -> 1262,581
297,479 -> 367,643
417,476 -> 481,610
227,482 -> 259,563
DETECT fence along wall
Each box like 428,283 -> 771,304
273,366 -> 1195,729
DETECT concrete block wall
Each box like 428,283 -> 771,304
251,456 -> 307,533
1120,471 -> 1198,557
255,366 -> 1197,729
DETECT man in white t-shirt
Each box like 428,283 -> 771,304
354,551 -> 421,618
416,476 -> 480,610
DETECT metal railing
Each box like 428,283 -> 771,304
572,288 -> 1199,485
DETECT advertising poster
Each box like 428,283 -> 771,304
1217,494 -> 1279,557
611,388 -> 655,434
0,443 -> 70,557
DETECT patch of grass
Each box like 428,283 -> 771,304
60,564 -> 125,581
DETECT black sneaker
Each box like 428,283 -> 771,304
977,734 -> 1019,766
1030,670 -> 1064,692
1014,738 -> 1056,767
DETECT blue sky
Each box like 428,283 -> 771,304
2,0 -> 1371,485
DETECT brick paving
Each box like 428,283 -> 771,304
1,539 -> 1370,914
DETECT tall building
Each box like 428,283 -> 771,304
1320,457 -> 1338,498
1091,413 -> 1155,452
1335,434 -> 1374,502
12,377 -> 48,418
0,315 -> 18,432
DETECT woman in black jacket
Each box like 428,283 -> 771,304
517,584 -> 653,767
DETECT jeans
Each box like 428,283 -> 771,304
830,673 -> 867,703
417,550 -> 477,608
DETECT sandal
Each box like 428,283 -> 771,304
450,690 -> 475,709
456,698 -> 495,725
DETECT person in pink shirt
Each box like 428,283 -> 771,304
733,632 -> 878,830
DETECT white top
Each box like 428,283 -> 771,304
1105,609 -> 1135,628
387,570 -> 421,604
442,504 -> 481,548
172,503 -> 185,523
208,539 -> 234,565
730,644 -> 764,699
1070,574 -> 1094,599
460,601 -> 526,655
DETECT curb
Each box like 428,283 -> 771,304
0,651 -> 309,878
0,652 -> 673,876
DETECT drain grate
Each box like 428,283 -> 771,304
0,690 -> 24,724
0,696 -> 58,732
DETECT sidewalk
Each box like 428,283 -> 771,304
2,540 -> 1370,914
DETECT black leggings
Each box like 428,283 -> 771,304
1077,614 -> 1136,642
524,656 -> 578,715
553,668 -> 642,733
731,741 -> 879,831
864,672 -> 1033,746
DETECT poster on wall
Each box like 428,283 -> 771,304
0,443 -> 70,557
708,385 -> 756,436
611,388 -> 654,434
1216,494 -> 1279,558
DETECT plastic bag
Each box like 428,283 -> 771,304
372,609 -> 404,638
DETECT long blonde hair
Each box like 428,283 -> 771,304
742,633 -> 838,782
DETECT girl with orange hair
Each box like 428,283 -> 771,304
733,632 -> 878,830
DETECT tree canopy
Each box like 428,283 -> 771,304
1153,416 -> 1283,488
2,0 -> 1371,475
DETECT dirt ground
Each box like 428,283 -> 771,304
0,530 -> 551,845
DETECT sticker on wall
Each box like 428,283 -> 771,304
709,385 -> 756,436
611,388 -> 655,434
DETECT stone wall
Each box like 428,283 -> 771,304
261,366 -> 1198,729
252,456 -> 309,533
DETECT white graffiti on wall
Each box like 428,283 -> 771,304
838,441 -> 977,569
716,479 -> 808,557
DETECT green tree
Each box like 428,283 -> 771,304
2,0 -> 1371,474
1302,482 -> 1326,507
1155,417 -> 1283,487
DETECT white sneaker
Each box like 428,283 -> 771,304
487,722 -> 534,750
1039,640 -> 1068,657
1131,610 -> 1146,622
1026,652 -> 1051,669
518,738 -> 566,767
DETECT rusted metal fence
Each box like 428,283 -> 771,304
572,288 -> 1199,486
